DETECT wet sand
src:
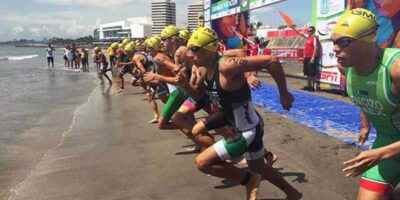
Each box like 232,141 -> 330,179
4,82 -> 359,200
2,63 -> 398,200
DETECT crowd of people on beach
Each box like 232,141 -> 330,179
87,8 -> 400,200
62,44 -> 90,72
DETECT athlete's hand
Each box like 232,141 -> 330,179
343,149 -> 384,177
246,74 -> 261,89
173,65 -> 183,74
358,127 -> 370,145
143,72 -> 157,83
280,91 -> 294,111
176,70 -> 189,87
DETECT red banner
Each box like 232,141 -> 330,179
263,48 -> 303,60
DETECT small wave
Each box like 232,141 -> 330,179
0,54 -> 39,61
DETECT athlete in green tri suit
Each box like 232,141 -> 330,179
332,8 -> 400,200
144,25 -> 190,130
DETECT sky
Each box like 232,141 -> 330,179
0,0 -> 311,41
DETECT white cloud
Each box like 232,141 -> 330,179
0,0 -> 197,41
33,0 -> 137,7
12,26 -> 25,35
0,9 -> 96,40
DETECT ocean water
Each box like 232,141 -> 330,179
0,45 -> 97,197
0,45 -> 97,140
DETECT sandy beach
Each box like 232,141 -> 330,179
0,61 -> 398,200
0,65 -> 368,200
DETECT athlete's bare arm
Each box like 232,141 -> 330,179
154,54 -> 180,74
358,111 -> 371,145
219,55 -> 279,75
174,46 -> 187,65
180,65 -> 207,98
222,49 -> 261,88
133,54 -> 147,73
143,72 -> 178,85
343,141 -> 400,177
220,55 -> 293,110
118,58 -> 134,67
222,49 -> 247,57
219,55 -> 282,82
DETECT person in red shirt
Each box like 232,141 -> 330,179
291,26 -> 321,91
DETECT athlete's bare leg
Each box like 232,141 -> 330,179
247,158 -> 302,200
356,187 -> 390,200
195,147 -> 261,200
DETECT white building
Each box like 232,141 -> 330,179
187,1 -> 204,32
95,17 -> 152,41
151,0 -> 176,35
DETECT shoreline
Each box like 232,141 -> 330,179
0,76 -> 361,200
0,73 -> 99,200
0,63 -> 398,199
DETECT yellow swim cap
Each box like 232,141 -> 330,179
118,43 -> 124,49
178,29 -> 190,41
145,36 -> 162,50
161,25 -> 179,40
332,8 -> 377,42
124,42 -> 136,53
107,47 -> 115,56
110,42 -> 119,50
187,27 -> 218,52
122,38 -> 130,44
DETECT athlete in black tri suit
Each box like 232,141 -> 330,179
186,27 -> 302,200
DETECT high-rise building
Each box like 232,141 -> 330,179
151,0 -> 176,35
187,1 -> 204,32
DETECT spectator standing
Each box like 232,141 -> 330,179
290,25 -> 322,91
65,45 -> 74,69
63,46 -> 69,68
82,48 -> 89,72
46,44 -> 55,68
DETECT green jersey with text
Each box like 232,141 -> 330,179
346,48 -> 400,185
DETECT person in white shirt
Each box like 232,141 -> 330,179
46,44 -> 55,68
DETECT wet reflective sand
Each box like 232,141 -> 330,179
2,83 -> 367,200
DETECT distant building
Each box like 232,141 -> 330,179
187,1 -> 204,32
151,0 -> 176,35
94,17 -> 152,41
94,28 -> 100,41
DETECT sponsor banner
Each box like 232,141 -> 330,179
240,0 -> 250,12
264,48 -> 303,59
211,0 -> 240,20
311,0 -> 400,89
210,0 -> 286,20
249,0 -> 286,10
362,0 -> 400,47
312,0 -> 345,87
320,40 -> 337,67
317,0 -> 345,18
267,28 -> 307,38
318,66 -> 342,86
